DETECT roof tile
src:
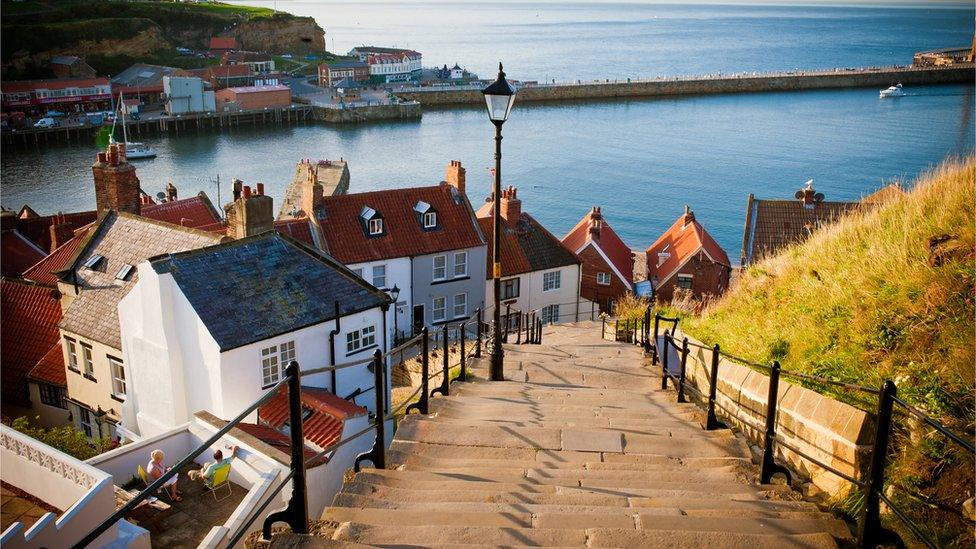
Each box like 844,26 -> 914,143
258,386 -> 366,450
1,280 -> 63,405
646,212 -> 731,285
562,208 -> 634,284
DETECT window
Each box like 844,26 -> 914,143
423,211 -> 437,228
79,408 -> 94,438
677,274 -> 694,290
115,263 -> 134,281
372,265 -> 386,288
453,252 -> 467,277
81,343 -> 94,377
432,255 -> 447,281
83,254 -> 104,270
39,384 -> 67,409
352,267 -> 364,278
368,218 -> 383,235
501,278 -> 519,300
541,304 -> 560,325
596,272 -> 611,286
346,326 -> 377,354
543,270 -> 561,292
261,345 -> 281,387
432,296 -> 447,322
109,357 -> 126,399
65,337 -> 79,371
280,340 -> 296,368
453,293 -> 467,318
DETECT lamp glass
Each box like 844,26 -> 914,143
484,93 -> 515,123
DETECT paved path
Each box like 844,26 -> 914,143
293,321 -> 851,547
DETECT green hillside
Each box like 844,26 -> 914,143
671,156 -> 975,544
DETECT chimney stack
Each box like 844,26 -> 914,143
165,182 -> 178,202
445,160 -> 466,195
301,164 -> 325,221
93,142 -> 141,215
588,206 -> 603,240
224,180 -> 274,239
682,204 -> 695,226
500,186 -> 521,226
49,213 -> 74,252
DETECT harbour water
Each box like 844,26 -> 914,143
1,3 -> 973,261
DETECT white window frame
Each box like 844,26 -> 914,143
261,344 -> 281,387
432,296 -> 447,322
79,407 -> 94,438
677,274 -> 694,290
542,270 -> 561,292
346,326 -> 377,354
423,211 -> 437,228
368,218 -> 383,235
65,337 -> 79,371
453,252 -> 468,277
453,293 -> 467,318
541,304 -> 560,325
352,267 -> 364,278
109,357 -> 126,399
501,277 -> 519,300
81,343 -> 94,376
432,254 -> 447,281
596,272 -> 611,286
372,264 -> 387,288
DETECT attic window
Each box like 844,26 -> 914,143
83,254 -> 104,270
656,252 -> 670,268
115,264 -> 135,281
423,211 -> 437,228
413,201 -> 431,214
360,206 -> 377,220
369,218 -> 384,235
281,406 -> 315,435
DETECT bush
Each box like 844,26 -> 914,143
8,416 -> 111,461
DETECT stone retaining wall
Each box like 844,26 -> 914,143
396,65 -> 974,106
313,103 -> 422,123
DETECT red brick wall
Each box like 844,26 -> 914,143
578,244 -> 630,313
216,88 -> 291,110
654,251 -> 730,303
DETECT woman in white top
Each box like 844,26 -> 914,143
148,449 -> 181,501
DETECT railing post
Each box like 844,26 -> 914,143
516,312 -> 523,344
704,344 -> 727,430
677,337 -> 689,403
354,350 -> 386,472
615,319 -> 619,341
537,318 -> 543,344
431,323 -> 450,397
263,361 -> 309,537
405,327 -> 429,415
642,307 -> 652,355
661,329 -> 670,390
857,380 -> 902,548
759,361 -> 791,484
523,312 -> 530,344
503,303 -> 511,343
474,308 -> 482,358
651,313 -> 661,364
601,315 -> 606,339
458,324 -> 467,382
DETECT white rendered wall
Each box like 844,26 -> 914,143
346,257 -> 411,343
485,264 -> 582,322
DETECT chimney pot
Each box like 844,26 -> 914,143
445,160 -> 466,194
243,185 -> 252,199
257,182 -> 265,195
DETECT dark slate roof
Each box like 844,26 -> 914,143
740,196 -> 863,265
477,214 -> 580,278
150,232 -> 390,351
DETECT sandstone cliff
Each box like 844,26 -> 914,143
229,16 -> 325,55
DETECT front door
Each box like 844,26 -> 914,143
412,304 -> 425,336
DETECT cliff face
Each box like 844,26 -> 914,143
229,17 -> 325,55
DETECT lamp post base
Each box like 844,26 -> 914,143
490,342 -> 505,381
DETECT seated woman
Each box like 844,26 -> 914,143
147,449 -> 181,502
189,445 -> 238,484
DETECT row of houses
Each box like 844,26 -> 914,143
318,46 -> 423,87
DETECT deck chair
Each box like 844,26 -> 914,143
136,464 -> 162,503
203,462 -> 233,502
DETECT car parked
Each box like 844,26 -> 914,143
33,117 -> 57,128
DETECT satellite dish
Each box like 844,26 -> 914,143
156,191 -> 166,201
794,190 -> 804,200
814,192 -> 825,202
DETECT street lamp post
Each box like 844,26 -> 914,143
385,285 -> 401,343
482,63 -> 516,382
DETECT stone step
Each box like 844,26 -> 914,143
387,451 -> 750,473
419,414 -> 723,437
428,395 -> 701,419
384,465 -> 746,483
388,440 -> 598,464
587,529 -> 839,548
635,514 -> 851,538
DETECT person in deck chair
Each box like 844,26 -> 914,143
147,449 -> 182,501
189,445 -> 239,483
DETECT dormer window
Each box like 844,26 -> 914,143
360,205 -> 384,236
414,200 -> 438,230
423,211 -> 437,228
83,254 -> 104,270
369,218 -> 383,235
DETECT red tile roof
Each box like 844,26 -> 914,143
646,209 -> 731,286
234,422 -> 325,466
259,386 -> 366,451
1,230 -> 46,278
562,207 -> 633,285
209,37 -> 238,50
28,344 -> 66,387
22,224 -> 94,285
1,210 -> 98,254
273,218 -> 315,247
208,64 -> 252,79
1,279 -> 63,406
318,183 -> 485,264
141,194 -> 223,230
476,213 -> 580,278
1,77 -> 110,93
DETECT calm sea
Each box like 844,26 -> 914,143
2,2 -> 973,262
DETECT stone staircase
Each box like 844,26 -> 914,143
292,321 -> 852,547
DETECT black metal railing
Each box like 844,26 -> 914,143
648,315 -> 975,548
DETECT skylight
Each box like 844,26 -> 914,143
115,264 -> 135,281
83,254 -> 104,270
413,200 -> 431,214
360,206 -> 377,220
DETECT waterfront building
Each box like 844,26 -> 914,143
221,51 -> 275,74
348,46 -> 422,84
315,161 -> 487,338
50,55 -> 96,79
209,36 -> 239,55
562,206 -> 634,314
203,64 -> 255,90
318,59 -> 371,87
116,231 -> 391,439
0,77 -> 112,117
476,187 -> 589,324
215,84 -> 291,111
162,76 -> 216,115
646,205 -> 731,303
111,64 -> 182,106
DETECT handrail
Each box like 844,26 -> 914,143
892,396 -> 975,454
772,434 -> 865,487
877,492 -> 938,549
73,374 -> 292,548
777,367 -> 880,395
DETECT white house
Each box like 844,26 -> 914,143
163,76 -> 216,115
117,232 -> 392,440
477,186 -> 591,324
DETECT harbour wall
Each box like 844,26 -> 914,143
311,102 -> 422,123
395,65 -> 975,106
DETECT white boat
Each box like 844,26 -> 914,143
879,83 -> 906,98
110,92 -> 157,159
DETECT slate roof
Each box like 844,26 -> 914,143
476,213 -> 580,278
149,232 -> 390,351
318,183 -> 485,265
741,196 -> 863,265
324,60 -> 369,70
22,224 -> 95,285
1,230 -> 46,278
562,207 -> 634,286
58,211 -> 225,349
1,279 -> 63,406
141,193 -> 223,230
29,344 -> 67,387
111,64 -> 180,91
259,385 -> 366,450
646,210 -> 731,286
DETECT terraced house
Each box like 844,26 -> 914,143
317,161 -> 487,339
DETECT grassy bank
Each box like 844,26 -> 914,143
666,156 -> 975,545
